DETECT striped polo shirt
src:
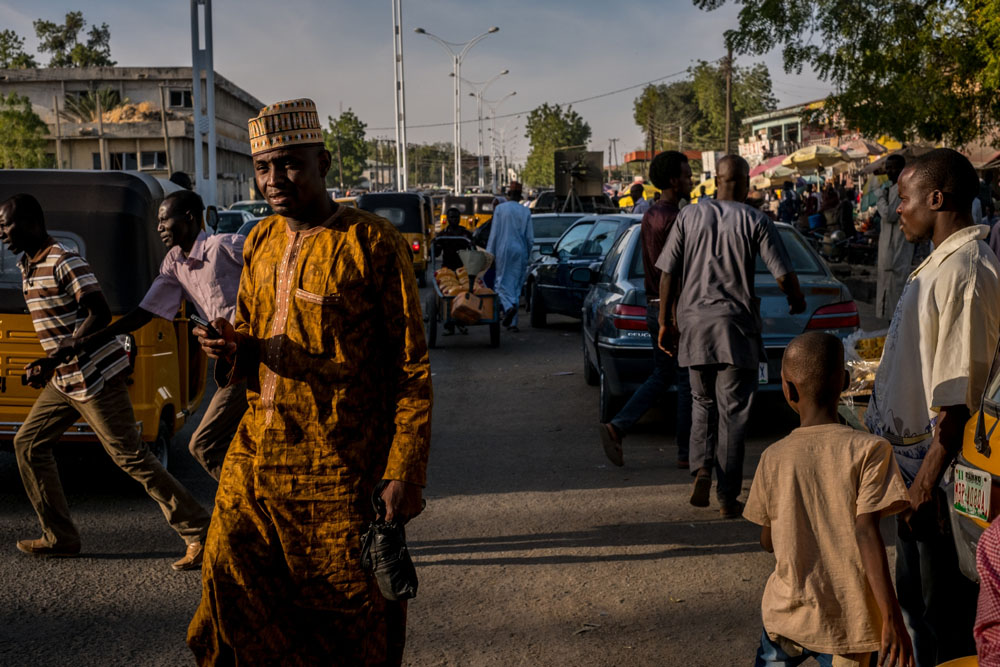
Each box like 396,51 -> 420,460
19,239 -> 129,401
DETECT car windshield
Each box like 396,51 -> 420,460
755,227 -> 824,274
476,198 -> 494,214
533,216 -> 577,239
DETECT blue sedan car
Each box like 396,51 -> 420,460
525,214 -> 641,327
579,220 -> 860,421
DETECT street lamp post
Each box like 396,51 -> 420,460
497,115 -> 519,190
484,90 -> 515,192
414,25 -> 498,194
455,69 -> 507,192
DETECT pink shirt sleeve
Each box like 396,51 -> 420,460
976,521 -> 1000,665
139,259 -> 184,321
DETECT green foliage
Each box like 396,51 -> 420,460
0,29 -> 38,69
522,103 -> 592,188
693,0 -> 1000,146
60,88 -> 127,122
323,109 -> 368,188
0,92 -> 49,168
34,11 -> 115,68
632,60 -> 776,152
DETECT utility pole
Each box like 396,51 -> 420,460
679,125 -> 683,153
335,134 -> 344,190
391,0 -> 408,190
191,0 -> 217,206
724,43 -> 733,154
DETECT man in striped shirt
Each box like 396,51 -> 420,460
0,193 -> 210,569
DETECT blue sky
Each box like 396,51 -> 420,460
1,0 -> 832,165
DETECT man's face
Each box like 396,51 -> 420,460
446,210 -> 460,227
253,145 -> 331,217
673,163 -> 693,199
0,203 -> 32,255
157,200 -> 197,249
896,169 -> 936,243
886,159 -> 904,184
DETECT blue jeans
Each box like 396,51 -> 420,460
609,304 -> 692,461
754,630 -> 876,667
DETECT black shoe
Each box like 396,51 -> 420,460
501,307 -> 516,327
690,468 -> 712,508
719,500 -> 745,520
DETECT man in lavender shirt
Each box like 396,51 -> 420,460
78,190 -> 246,480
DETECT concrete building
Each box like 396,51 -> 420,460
0,67 -> 264,206
739,99 -> 838,168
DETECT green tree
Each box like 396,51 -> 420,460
0,92 -> 49,168
694,0 -> 999,145
0,29 -> 38,68
34,11 -> 115,68
323,109 -> 368,188
522,103 -> 592,188
60,88 -> 128,122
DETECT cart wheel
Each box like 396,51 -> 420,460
426,297 -> 438,349
149,417 -> 173,470
489,322 -> 500,348
529,281 -> 547,328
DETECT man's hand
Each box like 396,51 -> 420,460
23,357 -> 58,389
879,611 -> 915,667
193,318 -> 237,361
787,293 -> 807,315
380,480 -> 424,524
657,322 -> 679,356
54,338 -> 79,364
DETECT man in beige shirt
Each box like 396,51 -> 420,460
745,332 -> 912,666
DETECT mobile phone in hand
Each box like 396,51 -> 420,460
189,314 -> 222,339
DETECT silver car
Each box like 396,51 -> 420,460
579,220 -> 860,421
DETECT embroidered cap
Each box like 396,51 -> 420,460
248,98 -> 324,155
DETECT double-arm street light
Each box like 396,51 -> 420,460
484,90 -> 516,192
414,25 -> 499,194
454,69 -> 508,191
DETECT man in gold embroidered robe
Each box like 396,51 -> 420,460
187,99 -> 431,666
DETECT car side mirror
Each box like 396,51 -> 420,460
570,267 -> 598,284
539,243 -> 555,256
205,205 -> 219,231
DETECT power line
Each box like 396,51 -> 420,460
365,65 -> 706,133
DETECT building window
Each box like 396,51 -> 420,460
768,125 -> 783,142
93,152 -> 138,170
140,151 -> 168,170
169,89 -> 193,108
785,124 -> 799,143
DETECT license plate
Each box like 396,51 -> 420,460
758,362 -> 769,385
954,464 -> 991,522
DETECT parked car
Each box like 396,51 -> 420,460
237,216 -> 267,237
950,349 -> 1000,583
525,214 -> 640,327
471,213 -> 585,262
214,209 -> 254,234
229,200 -> 273,217
578,221 -> 860,421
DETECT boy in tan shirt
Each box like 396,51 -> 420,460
744,332 -> 914,667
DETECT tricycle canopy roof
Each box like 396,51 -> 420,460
0,170 -> 181,314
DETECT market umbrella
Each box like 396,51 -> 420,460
782,145 -> 849,171
862,144 -> 935,174
749,155 -> 788,178
766,165 -> 798,181
841,139 -> 887,160
750,174 -> 771,190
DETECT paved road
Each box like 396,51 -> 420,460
0,300 -> 860,666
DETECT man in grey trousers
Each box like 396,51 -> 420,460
656,156 -> 806,518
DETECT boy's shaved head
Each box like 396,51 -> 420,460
782,332 -> 846,406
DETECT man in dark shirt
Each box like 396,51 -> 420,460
657,155 -> 806,519
600,151 -> 694,469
